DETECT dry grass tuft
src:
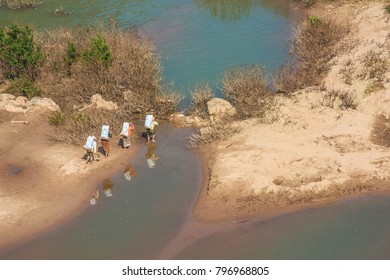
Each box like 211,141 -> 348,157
222,64 -> 274,119
187,118 -> 241,149
274,16 -> 350,95
360,50 -> 388,81
321,88 -> 358,110
189,82 -> 214,118
0,0 -> 41,9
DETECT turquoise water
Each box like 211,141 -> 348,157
0,0 -> 294,98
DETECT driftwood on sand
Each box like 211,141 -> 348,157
10,120 -> 29,125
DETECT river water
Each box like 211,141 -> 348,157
1,0 -> 390,260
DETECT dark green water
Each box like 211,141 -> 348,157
1,1 -> 389,260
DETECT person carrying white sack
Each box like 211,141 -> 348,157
100,124 -> 112,157
84,135 -> 98,164
144,114 -> 158,144
120,122 -> 135,149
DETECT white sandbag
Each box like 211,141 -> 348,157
120,122 -> 129,137
84,135 -> 95,150
101,125 -> 109,140
144,114 -> 153,128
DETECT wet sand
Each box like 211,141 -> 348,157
0,109 -> 139,251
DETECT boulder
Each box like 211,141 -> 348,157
0,93 -> 16,102
207,98 -> 236,122
0,103 -> 25,113
14,96 -> 28,107
27,97 -> 61,112
169,113 -> 209,127
90,94 -> 118,110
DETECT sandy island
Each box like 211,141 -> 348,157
1,0 -> 390,252
193,1 -> 390,222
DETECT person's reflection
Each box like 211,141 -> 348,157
123,163 -> 136,181
145,143 -> 159,168
89,186 -> 100,205
102,177 -> 114,197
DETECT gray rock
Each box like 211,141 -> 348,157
207,98 -> 236,122
90,94 -> 118,110
169,113 -> 209,127
27,97 -> 61,112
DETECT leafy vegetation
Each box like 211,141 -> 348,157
0,24 -> 43,80
82,33 -> 113,69
7,76 -> 42,99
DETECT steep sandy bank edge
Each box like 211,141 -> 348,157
0,109 -> 138,251
194,2 -> 390,222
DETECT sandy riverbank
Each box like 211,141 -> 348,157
0,108 -> 138,251
193,1 -> 390,222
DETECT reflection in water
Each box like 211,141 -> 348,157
123,163 -> 136,181
145,143 -> 159,168
103,178 -> 114,197
89,187 -> 100,206
89,177 -> 114,205
196,0 -> 293,21
196,0 -> 253,21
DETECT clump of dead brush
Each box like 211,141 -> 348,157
371,113 -> 390,147
274,16 -> 350,95
221,64 -> 274,120
0,0 -> 41,9
186,117 -> 241,149
189,82 -> 214,118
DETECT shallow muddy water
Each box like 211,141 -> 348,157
2,124 -> 390,260
1,124 -> 202,259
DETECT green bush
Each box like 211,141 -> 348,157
82,33 -> 113,68
8,76 -> 42,99
49,112 -> 66,126
308,15 -> 322,26
385,4 -> 390,14
64,42 -> 78,76
0,24 -> 43,80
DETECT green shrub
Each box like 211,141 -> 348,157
385,4 -> 390,14
49,112 -> 66,126
8,76 -> 42,99
308,15 -> 322,26
0,24 -> 43,80
82,33 -> 113,68
64,42 -> 78,76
